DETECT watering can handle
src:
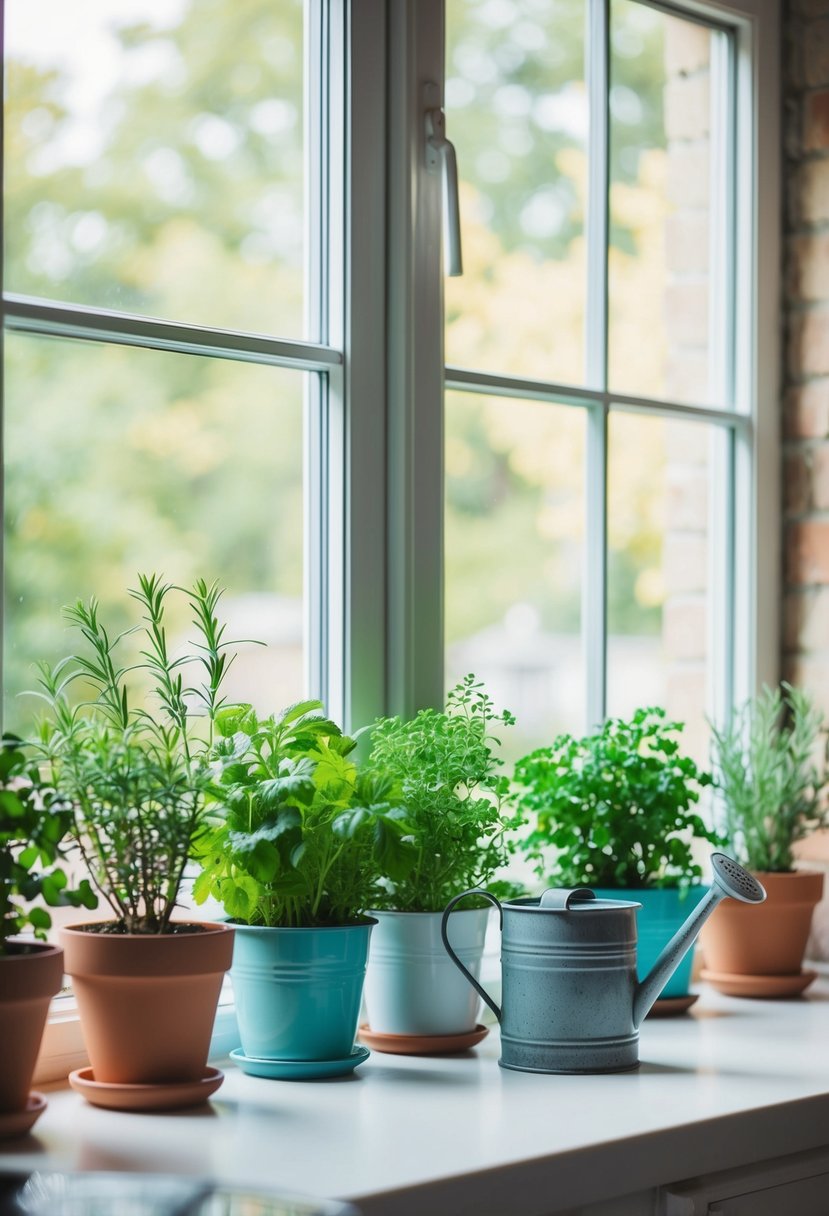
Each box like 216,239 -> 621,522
440,889 -> 503,1022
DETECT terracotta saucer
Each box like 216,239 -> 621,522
700,968 -> 818,999
647,993 -> 699,1018
358,1022 -> 489,1055
0,1092 -> 47,1140
68,1066 -> 224,1111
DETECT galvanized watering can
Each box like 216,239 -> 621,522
441,853 -> 765,1074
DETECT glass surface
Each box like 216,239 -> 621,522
4,0 -> 305,336
445,0 -> 587,385
607,411 -> 712,765
4,333 -> 305,731
608,5 -> 717,405
445,392 -> 586,758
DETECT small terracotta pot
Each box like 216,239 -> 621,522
60,922 -> 234,1084
700,869 -> 824,976
0,942 -> 64,1114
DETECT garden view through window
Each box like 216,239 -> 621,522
445,0 -> 731,765
4,0 -> 745,776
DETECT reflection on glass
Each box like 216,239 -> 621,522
4,0 -> 304,336
445,0 -> 587,384
4,333 -> 304,729
445,392 -> 585,756
607,411 -> 711,763
608,4 -> 716,405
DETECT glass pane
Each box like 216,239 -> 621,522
4,333 -> 305,730
607,411 -> 712,765
445,0 -> 587,385
445,392 -> 586,758
608,5 -> 719,406
4,0 -> 305,336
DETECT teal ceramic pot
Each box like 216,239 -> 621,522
230,920 -> 376,1061
592,885 -> 708,1000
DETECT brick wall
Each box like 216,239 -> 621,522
783,0 -> 829,951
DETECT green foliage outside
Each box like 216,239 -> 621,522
31,575 -> 238,933
362,675 -> 521,912
193,702 -> 412,928
710,684 -> 829,873
0,734 -> 96,952
515,707 -> 716,888
5,0 -> 672,736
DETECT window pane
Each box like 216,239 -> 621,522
607,411 -> 712,764
445,392 -> 586,755
4,334 -> 305,728
4,0 -> 305,337
608,5 -> 719,406
445,0 -> 587,385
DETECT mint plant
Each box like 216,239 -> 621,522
31,575 -> 238,934
362,675 -> 520,912
516,707 -> 717,889
193,701 -> 413,927
0,735 -> 96,952
710,683 -> 829,873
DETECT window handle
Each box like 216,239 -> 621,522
425,95 -> 463,277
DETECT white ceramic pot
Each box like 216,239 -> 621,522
363,907 -> 489,1036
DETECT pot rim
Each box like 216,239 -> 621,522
230,915 -> 378,932
60,919 -> 234,939
0,940 -> 64,960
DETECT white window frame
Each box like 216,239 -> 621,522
3,0 -> 778,1078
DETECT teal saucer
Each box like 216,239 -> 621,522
230,1044 -> 370,1080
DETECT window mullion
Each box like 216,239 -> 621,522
387,0 -> 445,718
332,0 -> 388,732
584,0 -> 610,729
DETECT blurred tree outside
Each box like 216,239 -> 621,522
5,0 -> 686,743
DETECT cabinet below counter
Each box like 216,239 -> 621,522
3,979 -> 829,1216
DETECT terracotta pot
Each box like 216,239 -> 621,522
0,942 -> 64,1114
700,869 -> 824,976
60,922 -> 234,1084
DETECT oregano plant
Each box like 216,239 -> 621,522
361,675 -> 521,912
515,707 -> 717,889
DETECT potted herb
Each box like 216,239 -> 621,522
0,735 -> 95,1136
359,676 -> 519,1049
702,683 -> 829,996
193,700 -> 412,1079
515,707 -> 717,1012
32,575 -> 238,1109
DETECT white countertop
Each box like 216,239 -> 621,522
4,979 -> 829,1215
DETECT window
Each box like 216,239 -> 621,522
441,0 -> 780,760
3,0 -> 779,753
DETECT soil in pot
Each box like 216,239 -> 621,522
59,921 -> 234,1085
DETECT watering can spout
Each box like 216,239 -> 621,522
633,854 -> 766,1028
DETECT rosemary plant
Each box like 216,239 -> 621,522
31,575 -> 239,934
710,683 -> 829,873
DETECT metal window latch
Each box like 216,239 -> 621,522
424,83 -> 463,277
